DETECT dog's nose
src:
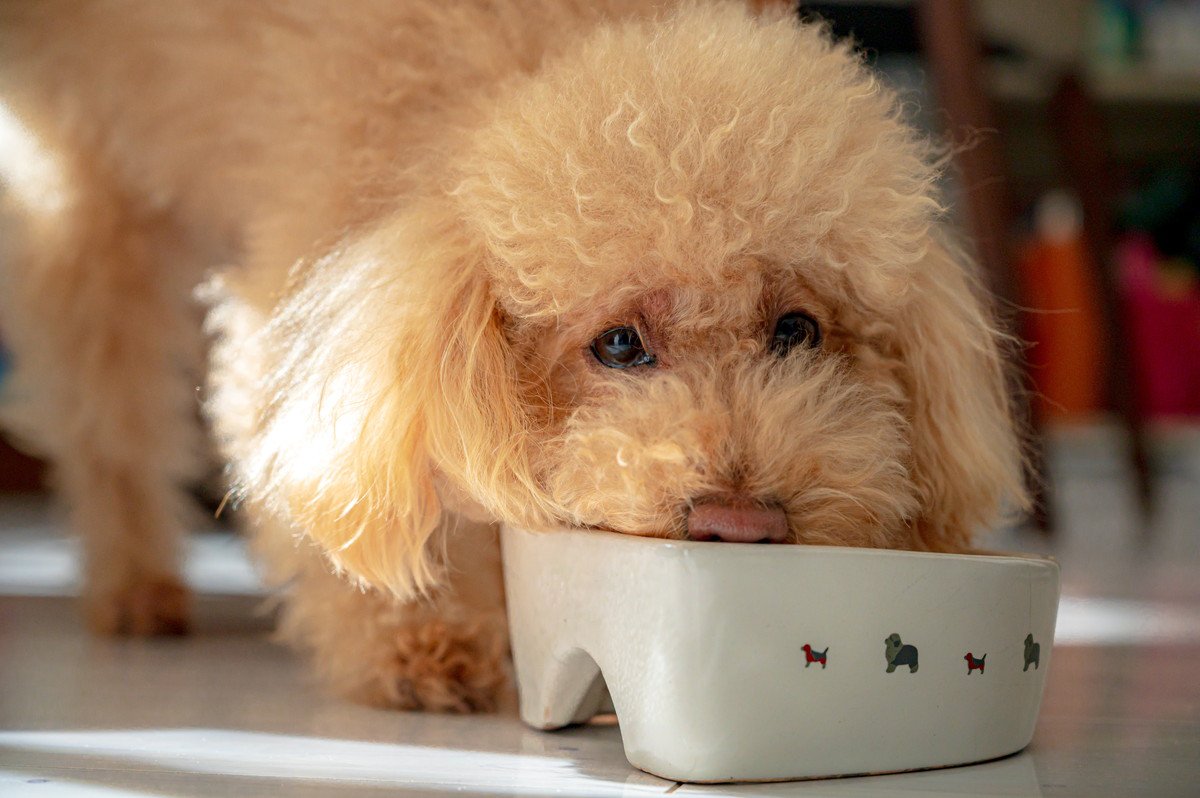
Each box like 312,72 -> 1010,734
686,501 -> 788,543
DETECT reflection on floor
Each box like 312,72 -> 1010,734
1,424 -> 1198,796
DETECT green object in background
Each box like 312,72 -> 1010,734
1090,0 -> 1140,70
1120,168 -> 1200,280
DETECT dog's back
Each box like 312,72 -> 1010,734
1,0 -> 648,261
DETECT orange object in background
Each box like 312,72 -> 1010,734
1017,192 -> 1105,422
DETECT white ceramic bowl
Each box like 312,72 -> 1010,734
501,525 -> 1060,783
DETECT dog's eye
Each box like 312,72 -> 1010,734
771,311 -> 821,355
591,327 -> 655,369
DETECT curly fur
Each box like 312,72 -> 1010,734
0,0 -> 1027,708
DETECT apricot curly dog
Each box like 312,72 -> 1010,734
0,0 -> 1026,711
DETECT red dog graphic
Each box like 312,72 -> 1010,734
802,644 -> 828,669
964,652 -> 986,674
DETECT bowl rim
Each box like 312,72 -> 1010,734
501,524 -> 1059,569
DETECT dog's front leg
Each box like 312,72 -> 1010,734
1,165 -> 205,636
253,511 -> 511,712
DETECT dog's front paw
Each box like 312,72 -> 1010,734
84,572 -> 191,637
354,616 -> 510,713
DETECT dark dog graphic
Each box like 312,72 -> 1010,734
1024,634 -> 1041,671
884,633 -> 919,673
964,652 -> 986,674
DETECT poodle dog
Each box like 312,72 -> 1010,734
0,0 -> 1026,711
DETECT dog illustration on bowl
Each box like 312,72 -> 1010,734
884,633 -> 919,673
801,644 -> 828,669
1024,634 -> 1041,671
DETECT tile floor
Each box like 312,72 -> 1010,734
1,425 -> 1199,797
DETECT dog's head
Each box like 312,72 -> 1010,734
885,634 -> 903,654
247,3 -> 1026,596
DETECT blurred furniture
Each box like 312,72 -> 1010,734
0,441 -> 45,492
1047,72 -> 1151,512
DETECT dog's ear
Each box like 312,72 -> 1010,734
236,204 -> 546,597
896,238 -> 1029,551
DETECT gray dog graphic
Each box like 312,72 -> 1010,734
884,633 -> 919,673
1023,634 -> 1041,671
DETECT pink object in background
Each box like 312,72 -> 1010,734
1118,234 -> 1200,418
